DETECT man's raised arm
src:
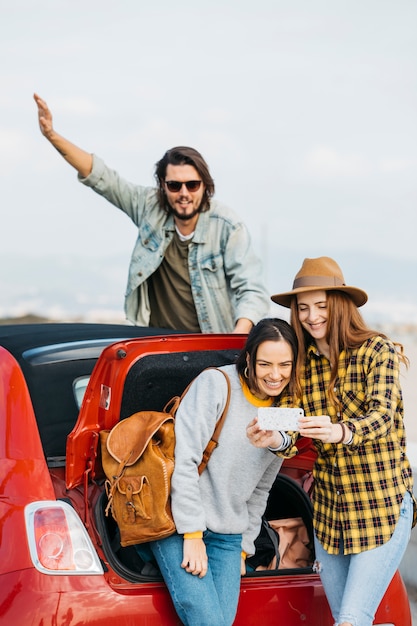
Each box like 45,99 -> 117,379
33,93 -> 93,178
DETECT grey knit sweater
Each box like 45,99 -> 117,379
171,365 -> 283,555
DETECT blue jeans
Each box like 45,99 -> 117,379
146,531 -> 242,626
314,491 -> 413,626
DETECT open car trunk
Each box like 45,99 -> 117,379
66,333 -> 318,584
95,471 -> 315,583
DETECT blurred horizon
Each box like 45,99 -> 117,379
2,249 -> 416,328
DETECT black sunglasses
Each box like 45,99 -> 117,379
165,180 -> 202,193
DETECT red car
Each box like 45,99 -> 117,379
0,323 -> 412,625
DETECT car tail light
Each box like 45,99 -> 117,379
25,501 -> 103,575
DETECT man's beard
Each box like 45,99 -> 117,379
168,205 -> 202,221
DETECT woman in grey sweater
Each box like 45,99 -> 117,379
145,318 -> 299,626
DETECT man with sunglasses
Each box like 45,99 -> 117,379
34,93 -> 270,333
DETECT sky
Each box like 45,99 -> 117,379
1,0 -> 417,323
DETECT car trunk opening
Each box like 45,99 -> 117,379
95,471 -> 315,584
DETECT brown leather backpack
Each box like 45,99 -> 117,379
100,368 -> 231,546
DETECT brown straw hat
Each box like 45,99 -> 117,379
271,256 -> 368,308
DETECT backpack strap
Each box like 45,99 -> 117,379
198,368 -> 231,475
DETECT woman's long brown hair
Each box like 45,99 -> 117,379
289,290 -> 408,408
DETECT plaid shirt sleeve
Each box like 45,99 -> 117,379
303,336 -> 416,555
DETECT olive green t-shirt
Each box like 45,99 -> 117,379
148,233 -> 201,332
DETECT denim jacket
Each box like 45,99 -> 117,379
79,156 -> 270,332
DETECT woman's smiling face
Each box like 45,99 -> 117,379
297,290 -> 329,345
253,339 -> 293,400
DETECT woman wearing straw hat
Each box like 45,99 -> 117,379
247,256 -> 417,626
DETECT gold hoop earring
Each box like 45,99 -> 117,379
244,367 -> 249,379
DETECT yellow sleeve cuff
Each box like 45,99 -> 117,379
183,531 -> 204,540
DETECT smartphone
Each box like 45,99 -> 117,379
257,407 -> 304,431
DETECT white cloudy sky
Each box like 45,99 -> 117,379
1,0 -> 416,319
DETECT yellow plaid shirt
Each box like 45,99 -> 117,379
300,335 -> 416,555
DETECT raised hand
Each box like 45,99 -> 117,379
34,93 -> 54,138
32,93 -> 93,177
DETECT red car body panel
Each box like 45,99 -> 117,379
0,329 -> 412,625
0,346 -> 57,576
